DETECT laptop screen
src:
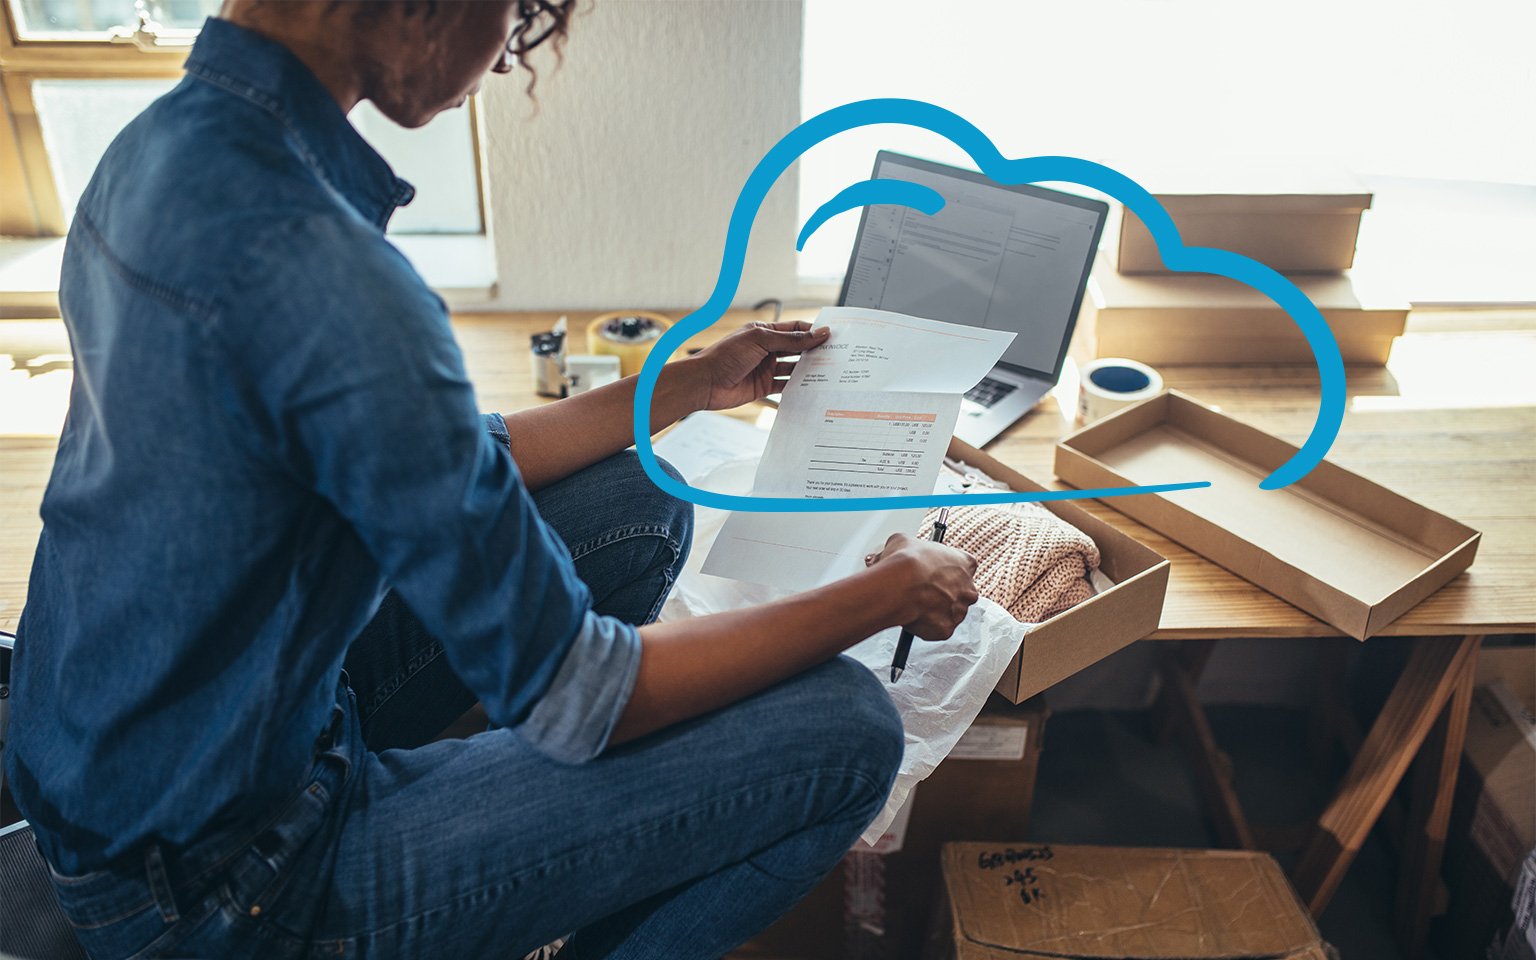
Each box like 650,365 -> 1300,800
838,151 -> 1107,381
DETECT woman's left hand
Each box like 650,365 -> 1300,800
685,320 -> 831,412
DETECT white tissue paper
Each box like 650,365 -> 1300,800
659,456 -> 1034,844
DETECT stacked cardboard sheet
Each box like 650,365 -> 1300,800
1108,162 -> 1372,274
1091,164 -> 1403,365
1081,256 -> 1407,365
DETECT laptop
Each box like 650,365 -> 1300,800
837,151 -> 1108,447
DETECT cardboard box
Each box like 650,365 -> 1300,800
946,438 -> 1170,702
1467,646 -> 1536,882
1079,253 -> 1408,365
1052,391 -> 1480,640
742,696 -> 1049,960
925,843 -> 1329,960
1107,163 -> 1372,274
1507,850 -> 1536,960
1437,645 -> 1536,960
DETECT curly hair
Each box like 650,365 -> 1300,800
507,0 -> 577,95
351,0 -> 578,97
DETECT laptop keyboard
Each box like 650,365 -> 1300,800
963,377 -> 1018,409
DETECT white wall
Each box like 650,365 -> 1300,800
474,0 -> 803,311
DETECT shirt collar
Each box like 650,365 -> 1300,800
183,17 -> 416,228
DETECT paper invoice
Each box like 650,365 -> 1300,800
700,307 -> 1015,591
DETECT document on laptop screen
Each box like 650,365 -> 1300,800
840,157 -> 1103,374
700,307 -> 1014,591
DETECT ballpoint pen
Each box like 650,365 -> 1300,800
889,505 -> 950,683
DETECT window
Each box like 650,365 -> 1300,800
799,0 -> 1536,303
12,0 -> 214,34
1,0 -> 485,239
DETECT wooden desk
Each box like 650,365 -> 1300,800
441,309 -> 1536,960
2,309 -> 1533,957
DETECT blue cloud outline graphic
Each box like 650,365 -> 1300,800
633,98 -> 1345,513
796,178 -> 946,251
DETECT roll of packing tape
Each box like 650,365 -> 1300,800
1077,357 -> 1164,425
586,311 -> 673,379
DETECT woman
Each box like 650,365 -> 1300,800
4,2 -> 980,957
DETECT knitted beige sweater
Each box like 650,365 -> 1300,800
919,502 -> 1101,623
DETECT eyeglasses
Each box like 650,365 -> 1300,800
492,0 -> 570,75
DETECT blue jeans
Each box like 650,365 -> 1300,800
47,452 -> 904,960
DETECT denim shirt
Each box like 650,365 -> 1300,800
6,18 -> 641,874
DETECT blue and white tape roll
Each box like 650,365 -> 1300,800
1076,357 -> 1164,425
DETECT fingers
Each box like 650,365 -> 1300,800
917,596 -> 977,642
865,531 -> 911,567
867,534 -> 980,639
748,319 -> 813,333
748,322 -> 830,355
918,610 -> 965,642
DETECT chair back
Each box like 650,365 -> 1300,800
0,633 -> 90,960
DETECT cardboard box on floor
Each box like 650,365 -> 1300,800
1505,852 -> 1536,960
924,842 -> 1330,960
1106,162 -> 1372,274
1078,253 -> 1408,365
1467,646 -> 1536,880
738,696 -> 1049,960
946,438 -> 1169,702
1437,644 -> 1536,960
1053,391 -> 1480,640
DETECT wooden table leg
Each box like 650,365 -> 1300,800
1307,637 -> 1352,778
1309,640 -> 1412,853
1394,635 -> 1480,960
1153,641 -> 1217,745
1158,643 -> 1256,850
1291,635 -> 1480,918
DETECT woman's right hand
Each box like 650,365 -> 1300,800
865,532 -> 980,640
617,528 -> 981,746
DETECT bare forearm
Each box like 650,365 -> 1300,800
501,359 -> 706,491
609,564 -> 914,746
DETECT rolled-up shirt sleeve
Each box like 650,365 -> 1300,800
515,610 -> 642,763
232,216 -> 637,756
482,411 -> 511,447
478,417 -> 641,762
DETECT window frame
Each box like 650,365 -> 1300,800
0,4 -> 490,240
1,2 -> 192,235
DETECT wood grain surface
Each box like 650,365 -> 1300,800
3,308 -> 1533,637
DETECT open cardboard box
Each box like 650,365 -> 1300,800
1052,391 -> 1481,640
946,438 -> 1169,702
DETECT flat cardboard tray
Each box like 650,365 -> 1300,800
946,438 -> 1170,701
1052,391 -> 1481,640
